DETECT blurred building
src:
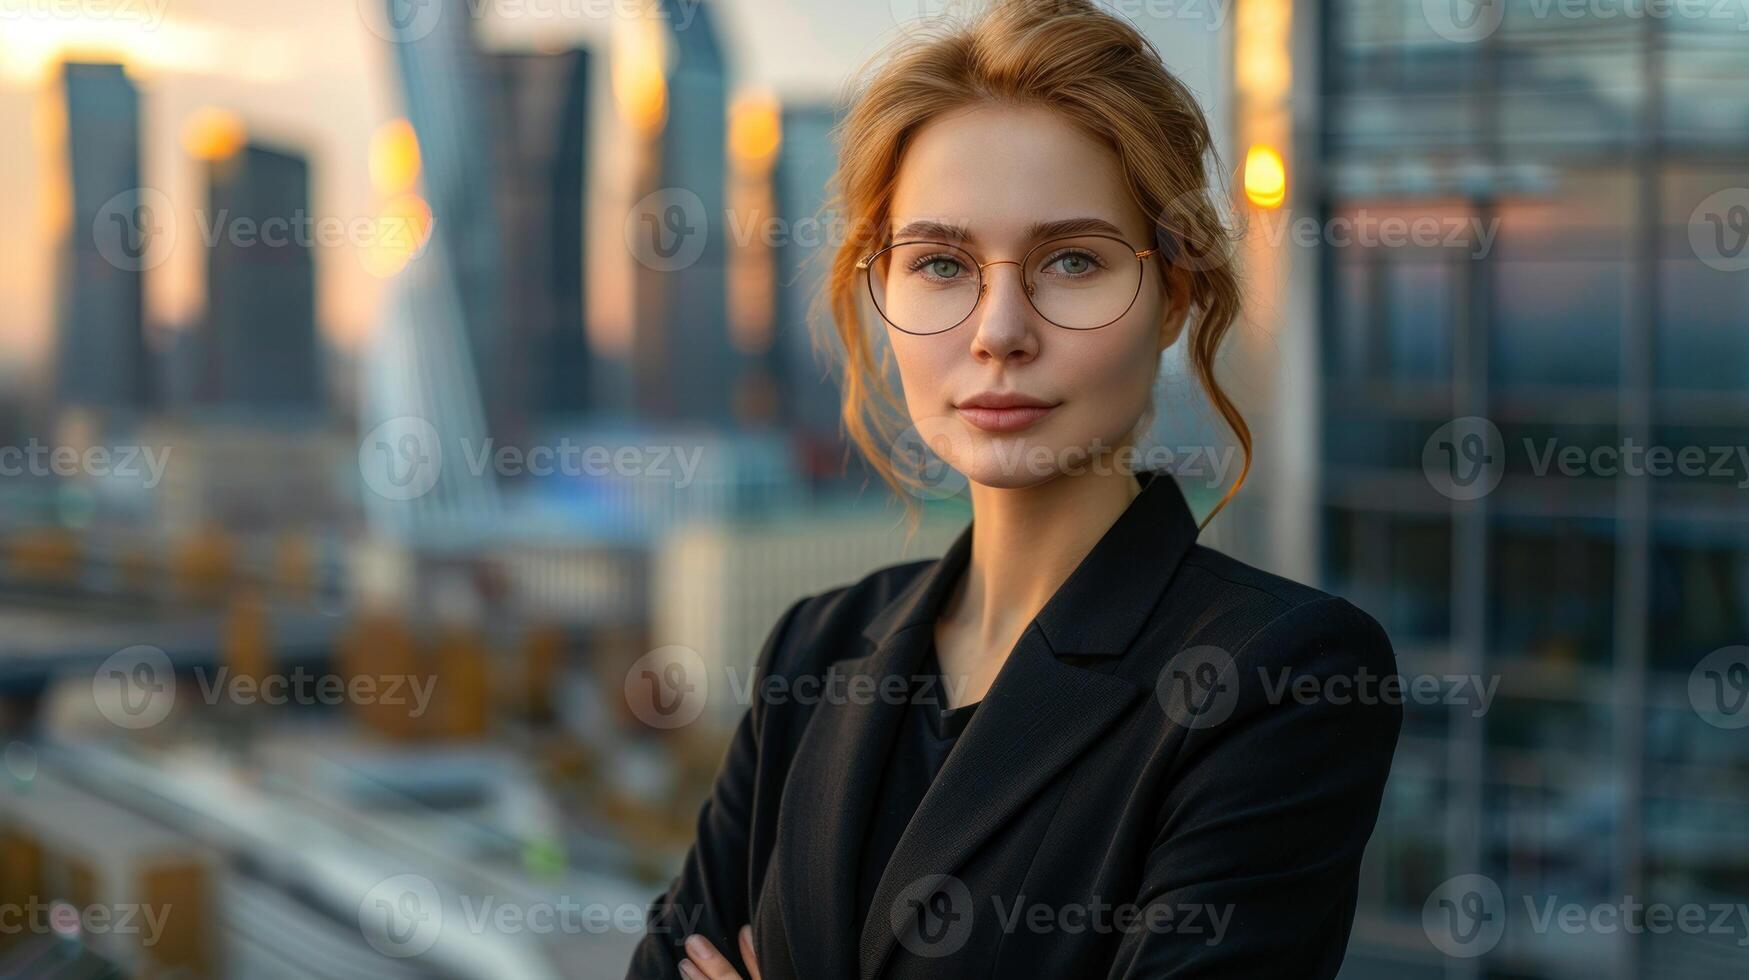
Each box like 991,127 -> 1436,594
202,144 -> 322,415
652,510 -> 964,730
771,103 -> 860,489
381,0 -> 508,441
627,0 -> 739,425
1309,3 -> 1749,977
482,48 -> 596,439
52,62 -> 150,421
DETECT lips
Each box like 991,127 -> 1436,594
954,394 -> 1058,432
956,404 -> 1056,432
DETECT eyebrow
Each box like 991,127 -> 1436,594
887,216 -> 1131,245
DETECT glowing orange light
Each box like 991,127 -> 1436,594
360,193 -> 433,279
1243,144 -> 1287,209
369,118 -> 422,197
729,90 -> 782,174
182,106 -> 245,162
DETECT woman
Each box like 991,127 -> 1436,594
627,1 -> 1401,977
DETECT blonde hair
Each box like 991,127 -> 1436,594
810,0 -> 1249,533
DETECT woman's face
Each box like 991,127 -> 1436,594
881,102 -> 1174,490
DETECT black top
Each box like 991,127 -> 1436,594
853,641 -> 980,934
627,468 -> 1402,980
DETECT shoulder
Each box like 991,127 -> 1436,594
1167,544 -> 1394,672
1146,544 -> 1402,748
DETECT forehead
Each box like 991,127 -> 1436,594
888,102 -> 1145,246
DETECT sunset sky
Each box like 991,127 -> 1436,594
0,0 -> 1224,378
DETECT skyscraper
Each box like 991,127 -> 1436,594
628,0 -> 737,425
204,144 -> 320,414
55,62 -> 150,417
481,48 -> 594,439
771,103 -> 856,485
381,0 -> 506,438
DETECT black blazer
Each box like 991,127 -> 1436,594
626,469 -> 1402,979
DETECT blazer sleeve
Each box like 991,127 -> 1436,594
1105,596 -> 1403,979
624,595 -> 809,980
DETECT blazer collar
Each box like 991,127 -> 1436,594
858,467 -> 1201,659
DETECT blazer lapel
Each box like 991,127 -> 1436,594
772,527 -> 973,980
854,469 -> 1202,980
855,627 -> 1144,980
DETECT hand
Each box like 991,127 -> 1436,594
680,925 -> 761,980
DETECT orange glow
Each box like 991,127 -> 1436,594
182,106 -> 245,161
612,15 -> 668,135
1243,145 -> 1287,209
360,193 -> 434,279
729,90 -> 782,175
369,118 -> 422,196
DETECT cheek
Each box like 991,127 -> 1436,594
890,337 -> 948,407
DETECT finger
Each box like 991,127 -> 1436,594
683,934 -> 742,980
738,925 -> 763,980
679,960 -> 706,980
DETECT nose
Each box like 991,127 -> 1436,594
968,259 -> 1040,365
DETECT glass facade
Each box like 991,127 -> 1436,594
1319,2 -> 1749,976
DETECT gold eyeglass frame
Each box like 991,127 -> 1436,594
855,233 -> 1160,335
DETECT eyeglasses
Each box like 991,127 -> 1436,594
855,233 -> 1159,336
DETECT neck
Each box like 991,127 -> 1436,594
939,464 -> 1144,665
